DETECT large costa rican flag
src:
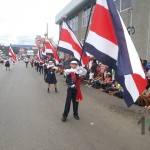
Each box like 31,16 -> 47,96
44,40 -> 60,64
9,46 -> 17,62
58,21 -> 90,66
84,0 -> 147,107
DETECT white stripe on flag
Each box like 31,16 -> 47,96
63,22 -> 82,48
125,75 -> 139,103
86,30 -> 119,60
119,15 -> 145,78
97,0 -> 108,9
59,41 -> 81,60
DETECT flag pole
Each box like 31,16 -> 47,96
47,23 -> 48,39
79,0 -> 95,65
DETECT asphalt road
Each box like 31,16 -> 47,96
0,61 -> 150,150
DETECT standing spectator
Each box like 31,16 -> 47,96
63,54 -> 72,70
91,59 -> 98,78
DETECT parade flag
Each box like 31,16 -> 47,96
45,40 -> 60,64
58,21 -> 90,66
83,0 -> 147,106
9,46 -> 17,62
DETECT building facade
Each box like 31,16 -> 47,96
55,0 -> 150,60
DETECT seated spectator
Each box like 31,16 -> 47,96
109,87 -> 124,99
104,81 -> 121,94
99,73 -> 112,91
84,70 -> 94,86
146,69 -> 150,83
88,74 -> 103,88
139,86 -> 150,107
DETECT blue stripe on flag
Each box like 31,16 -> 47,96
84,43 -> 117,69
115,75 -> 134,107
107,0 -> 133,76
58,47 -> 75,57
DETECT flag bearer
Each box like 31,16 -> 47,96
62,59 -> 87,122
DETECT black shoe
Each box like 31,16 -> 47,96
47,88 -> 50,93
62,116 -> 67,122
74,115 -> 80,120
55,88 -> 58,93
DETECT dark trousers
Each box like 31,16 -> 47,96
44,69 -> 47,80
39,66 -> 43,74
63,88 -> 79,117
25,62 -> 28,67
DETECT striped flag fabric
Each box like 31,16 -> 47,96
45,40 -> 60,64
9,46 -> 17,62
83,0 -> 147,107
58,21 -> 90,66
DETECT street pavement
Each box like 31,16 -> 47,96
0,61 -> 150,150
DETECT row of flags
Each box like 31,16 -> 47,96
9,0 -> 147,107
57,0 -> 147,107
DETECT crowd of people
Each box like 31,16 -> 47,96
24,54 -> 150,110
2,54 -> 150,120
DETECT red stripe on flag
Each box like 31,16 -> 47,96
9,47 -> 17,62
90,4 -> 117,45
46,41 -> 60,63
132,74 -> 147,94
60,29 -> 82,55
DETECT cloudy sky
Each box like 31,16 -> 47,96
0,0 -> 71,45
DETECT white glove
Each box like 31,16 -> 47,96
70,84 -> 75,88
64,69 -> 76,75
77,66 -> 87,76
53,66 -> 58,70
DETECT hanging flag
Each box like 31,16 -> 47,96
83,0 -> 147,107
9,46 -> 17,62
58,21 -> 90,66
45,40 -> 60,64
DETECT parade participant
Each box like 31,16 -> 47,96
24,57 -> 29,68
39,60 -> 44,74
30,59 -> 34,67
5,58 -> 10,71
45,61 -> 58,93
62,59 -> 87,122
43,60 -> 48,80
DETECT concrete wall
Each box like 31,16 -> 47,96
121,0 -> 150,60
56,0 -> 150,60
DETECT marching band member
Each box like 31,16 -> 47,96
62,59 -> 87,122
45,61 -> 58,93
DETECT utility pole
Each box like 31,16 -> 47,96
47,23 -> 48,39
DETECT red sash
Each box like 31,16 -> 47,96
70,72 -> 83,102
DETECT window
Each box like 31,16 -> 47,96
68,15 -> 78,31
114,0 -> 132,12
82,5 -> 91,27
121,0 -> 132,11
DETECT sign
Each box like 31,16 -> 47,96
27,50 -> 34,56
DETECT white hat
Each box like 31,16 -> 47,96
70,60 -> 78,64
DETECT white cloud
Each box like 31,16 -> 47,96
0,0 -> 71,45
